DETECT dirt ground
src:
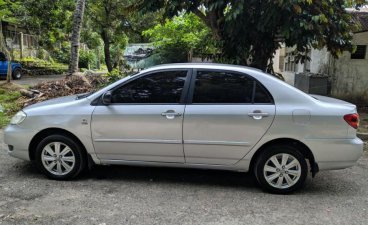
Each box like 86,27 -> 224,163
0,129 -> 368,225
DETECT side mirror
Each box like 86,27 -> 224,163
102,91 -> 112,105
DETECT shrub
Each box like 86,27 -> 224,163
79,50 -> 97,69
104,69 -> 128,84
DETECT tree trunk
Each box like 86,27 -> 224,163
6,55 -> 12,83
0,21 -> 12,83
69,0 -> 86,75
101,30 -> 113,72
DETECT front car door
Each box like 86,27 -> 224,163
0,52 -> 8,75
91,69 -> 191,163
183,69 -> 276,165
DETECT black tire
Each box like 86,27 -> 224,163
35,134 -> 86,180
12,68 -> 22,80
254,145 -> 308,194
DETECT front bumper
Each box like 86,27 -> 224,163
305,137 -> 364,170
4,125 -> 37,161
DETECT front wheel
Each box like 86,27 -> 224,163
35,135 -> 86,180
254,145 -> 308,194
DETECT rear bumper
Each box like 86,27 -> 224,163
4,125 -> 36,161
305,137 -> 364,170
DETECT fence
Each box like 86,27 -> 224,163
3,30 -> 39,58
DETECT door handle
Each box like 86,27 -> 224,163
161,110 -> 182,119
248,110 -> 269,120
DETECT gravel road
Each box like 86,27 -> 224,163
1,129 -> 367,225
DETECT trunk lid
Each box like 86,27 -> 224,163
310,95 -> 356,110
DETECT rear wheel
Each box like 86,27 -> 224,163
254,145 -> 308,194
12,68 -> 22,80
35,135 -> 86,180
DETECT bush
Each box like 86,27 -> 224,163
51,42 -> 71,64
104,69 -> 128,84
79,50 -> 97,69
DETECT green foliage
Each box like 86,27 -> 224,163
20,57 -> 67,69
104,69 -> 128,84
143,13 -> 216,63
37,48 -> 48,60
87,0 -> 131,71
52,42 -> 71,64
345,0 -> 368,8
20,57 -> 68,75
137,0 -> 368,70
19,0 -> 75,49
79,49 -> 97,69
0,88 -> 22,128
124,10 -> 165,43
0,0 -> 21,24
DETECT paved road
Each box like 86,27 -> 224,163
0,130 -> 367,225
0,75 -> 64,87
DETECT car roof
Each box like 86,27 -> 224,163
142,63 -> 263,73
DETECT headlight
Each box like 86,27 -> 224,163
10,111 -> 27,125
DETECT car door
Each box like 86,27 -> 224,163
91,69 -> 191,163
0,52 -> 8,75
183,69 -> 276,165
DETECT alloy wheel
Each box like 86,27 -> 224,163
263,153 -> 302,189
41,142 -> 76,176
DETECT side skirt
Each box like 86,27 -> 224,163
97,158 -> 250,172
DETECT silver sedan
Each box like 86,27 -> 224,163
4,63 -> 363,194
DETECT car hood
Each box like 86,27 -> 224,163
24,95 -> 79,110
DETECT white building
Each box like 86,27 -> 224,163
273,9 -> 368,103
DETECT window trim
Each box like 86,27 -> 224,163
187,69 -> 274,105
95,68 -> 193,105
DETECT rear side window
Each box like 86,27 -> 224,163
192,70 -> 273,104
254,83 -> 273,104
111,70 -> 188,104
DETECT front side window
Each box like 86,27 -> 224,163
111,70 -> 188,104
192,70 -> 272,104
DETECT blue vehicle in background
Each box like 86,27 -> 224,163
0,52 -> 22,80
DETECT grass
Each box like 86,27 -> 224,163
0,84 -> 23,128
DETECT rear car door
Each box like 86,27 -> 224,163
91,69 -> 190,163
183,69 -> 275,165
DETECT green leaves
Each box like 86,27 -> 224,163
139,0 -> 363,70
143,13 -> 216,62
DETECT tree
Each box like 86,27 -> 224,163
143,13 -> 216,63
20,0 -> 75,50
124,10 -> 164,43
87,0 -> 129,72
0,0 -> 21,83
136,0 -> 367,71
69,0 -> 86,74
86,0 -> 163,72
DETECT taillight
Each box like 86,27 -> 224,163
344,113 -> 359,129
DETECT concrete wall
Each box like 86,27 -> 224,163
310,48 -> 329,74
328,32 -> 368,103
